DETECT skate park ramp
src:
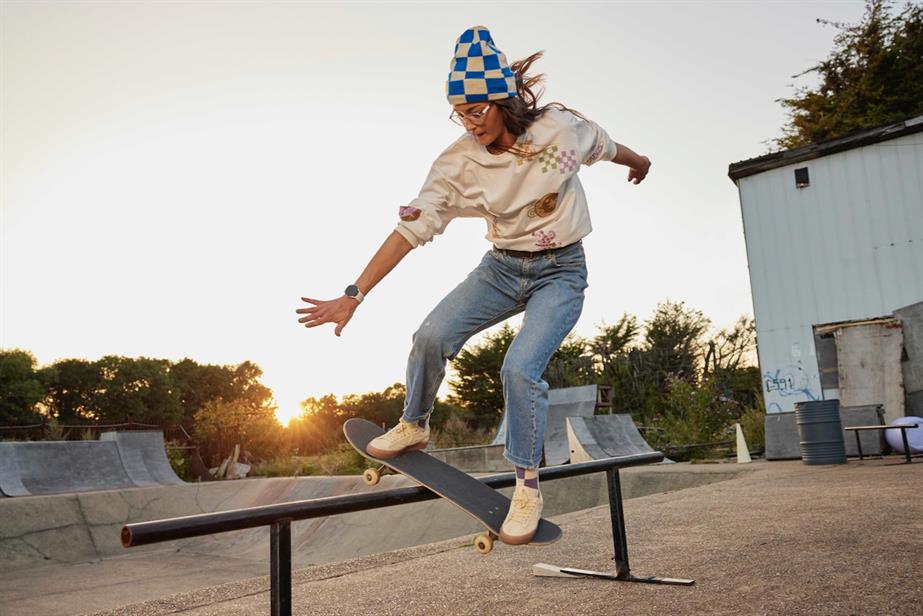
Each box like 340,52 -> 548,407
99,431 -> 183,487
490,384 -> 598,465
0,431 -> 182,497
566,414 -> 659,463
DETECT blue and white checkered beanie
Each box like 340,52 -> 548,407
446,26 -> 518,105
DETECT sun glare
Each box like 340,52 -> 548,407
274,404 -> 302,426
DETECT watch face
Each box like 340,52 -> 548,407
345,285 -> 359,297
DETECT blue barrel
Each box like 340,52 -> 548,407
795,400 -> 847,465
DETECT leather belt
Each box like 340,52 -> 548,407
492,240 -> 581,259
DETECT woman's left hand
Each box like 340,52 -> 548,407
628,156 -> 651,185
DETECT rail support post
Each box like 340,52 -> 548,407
270,518 -> 292,616
606,467 -> 631,578
534,467 -> 695,586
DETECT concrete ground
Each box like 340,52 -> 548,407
78,458 -> 922,616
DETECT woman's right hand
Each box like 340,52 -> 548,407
296,296 -> 359,337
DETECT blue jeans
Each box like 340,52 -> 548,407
401,241 -> 588,468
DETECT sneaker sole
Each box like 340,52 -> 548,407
366,440 -> 428,460
499,528 -> 537,545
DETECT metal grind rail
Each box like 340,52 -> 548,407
122,452 -> 694,616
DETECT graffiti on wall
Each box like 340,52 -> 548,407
763,362 -> 818,412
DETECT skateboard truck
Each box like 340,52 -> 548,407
533,468 -> 695,586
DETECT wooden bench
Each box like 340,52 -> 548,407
844,424 -> 919,464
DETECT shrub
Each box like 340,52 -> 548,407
431,414 -> 491,448
165,441 -> 195,481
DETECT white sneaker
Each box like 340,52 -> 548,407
366,418 -> 430,459
499,486 -> 543,545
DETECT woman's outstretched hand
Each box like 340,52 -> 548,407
296,296 -> 359,337
627,156 -> 651,185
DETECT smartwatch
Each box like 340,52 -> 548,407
344,284 -> 365,304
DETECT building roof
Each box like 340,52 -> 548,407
727,114 -> 923,182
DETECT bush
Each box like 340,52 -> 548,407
646,378 -> 736,461
315,443 -> 367,475
165,441 -> 196,481
251,456 -> 314,478
44,418 -> 66,441
251,444 -> 367,477
431,414 -> 491,448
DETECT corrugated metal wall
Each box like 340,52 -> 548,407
738,132 -> 923,413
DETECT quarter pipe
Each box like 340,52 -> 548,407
566,414 -> 660,463
0,431 -> 183,497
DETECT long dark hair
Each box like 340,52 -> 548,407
490,51 -> 586,156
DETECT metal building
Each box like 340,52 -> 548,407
728,115 -> 923,449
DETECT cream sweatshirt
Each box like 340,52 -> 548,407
395,108 -> 618,251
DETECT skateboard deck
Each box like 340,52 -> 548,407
343,418 -> 561,551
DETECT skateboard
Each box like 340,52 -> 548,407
343,418 -> 562,554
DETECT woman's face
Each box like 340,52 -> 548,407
453,102 -> 508,148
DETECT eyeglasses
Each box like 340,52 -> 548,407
450,104 -> 491,126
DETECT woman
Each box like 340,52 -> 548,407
297,26 -> 650,545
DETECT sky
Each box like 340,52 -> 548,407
1,1 -> 869,424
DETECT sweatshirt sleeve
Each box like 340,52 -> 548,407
570,112 -> 619,167
394,159 -> 460,248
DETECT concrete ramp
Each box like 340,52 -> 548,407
491,385 -> 598,466
566,414 -> 658,463
0,431 -> 183,497
427,443 -> 512,472
0,440 -> 139,496
544,385 -> 598,465
100,431 -> 183,486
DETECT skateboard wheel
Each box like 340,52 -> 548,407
363,468 -> 380,486
474,533 -> 493,555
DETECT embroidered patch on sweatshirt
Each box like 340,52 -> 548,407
399,205 -> 422,221
526,193 -> 559,218
533,229 -> 560,249
536,145 -> 577,174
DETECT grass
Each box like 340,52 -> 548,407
251,443 -> 367,477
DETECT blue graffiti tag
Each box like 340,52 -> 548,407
763,363 -> 817,401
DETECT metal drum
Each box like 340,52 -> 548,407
795,400 -> 847,465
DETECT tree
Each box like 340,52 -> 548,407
588,314 -> 640,376
448,323 -> 598,429
169,359 -> 274,428
94,356 -> 183,424
0,349 -> 44,425
586,315 -> 652,416
702,317 -> 761,413
703,316 -> 757,376
39,358 -> 100,422
542,335 -> 595,389
776,0 -> 923,149
290,394 -> 345,456
340,384 -> 406,428
448,324 -> 517,427
642,300 -> 710,389
170,359 -> 239,426
194,397 -> 282,464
